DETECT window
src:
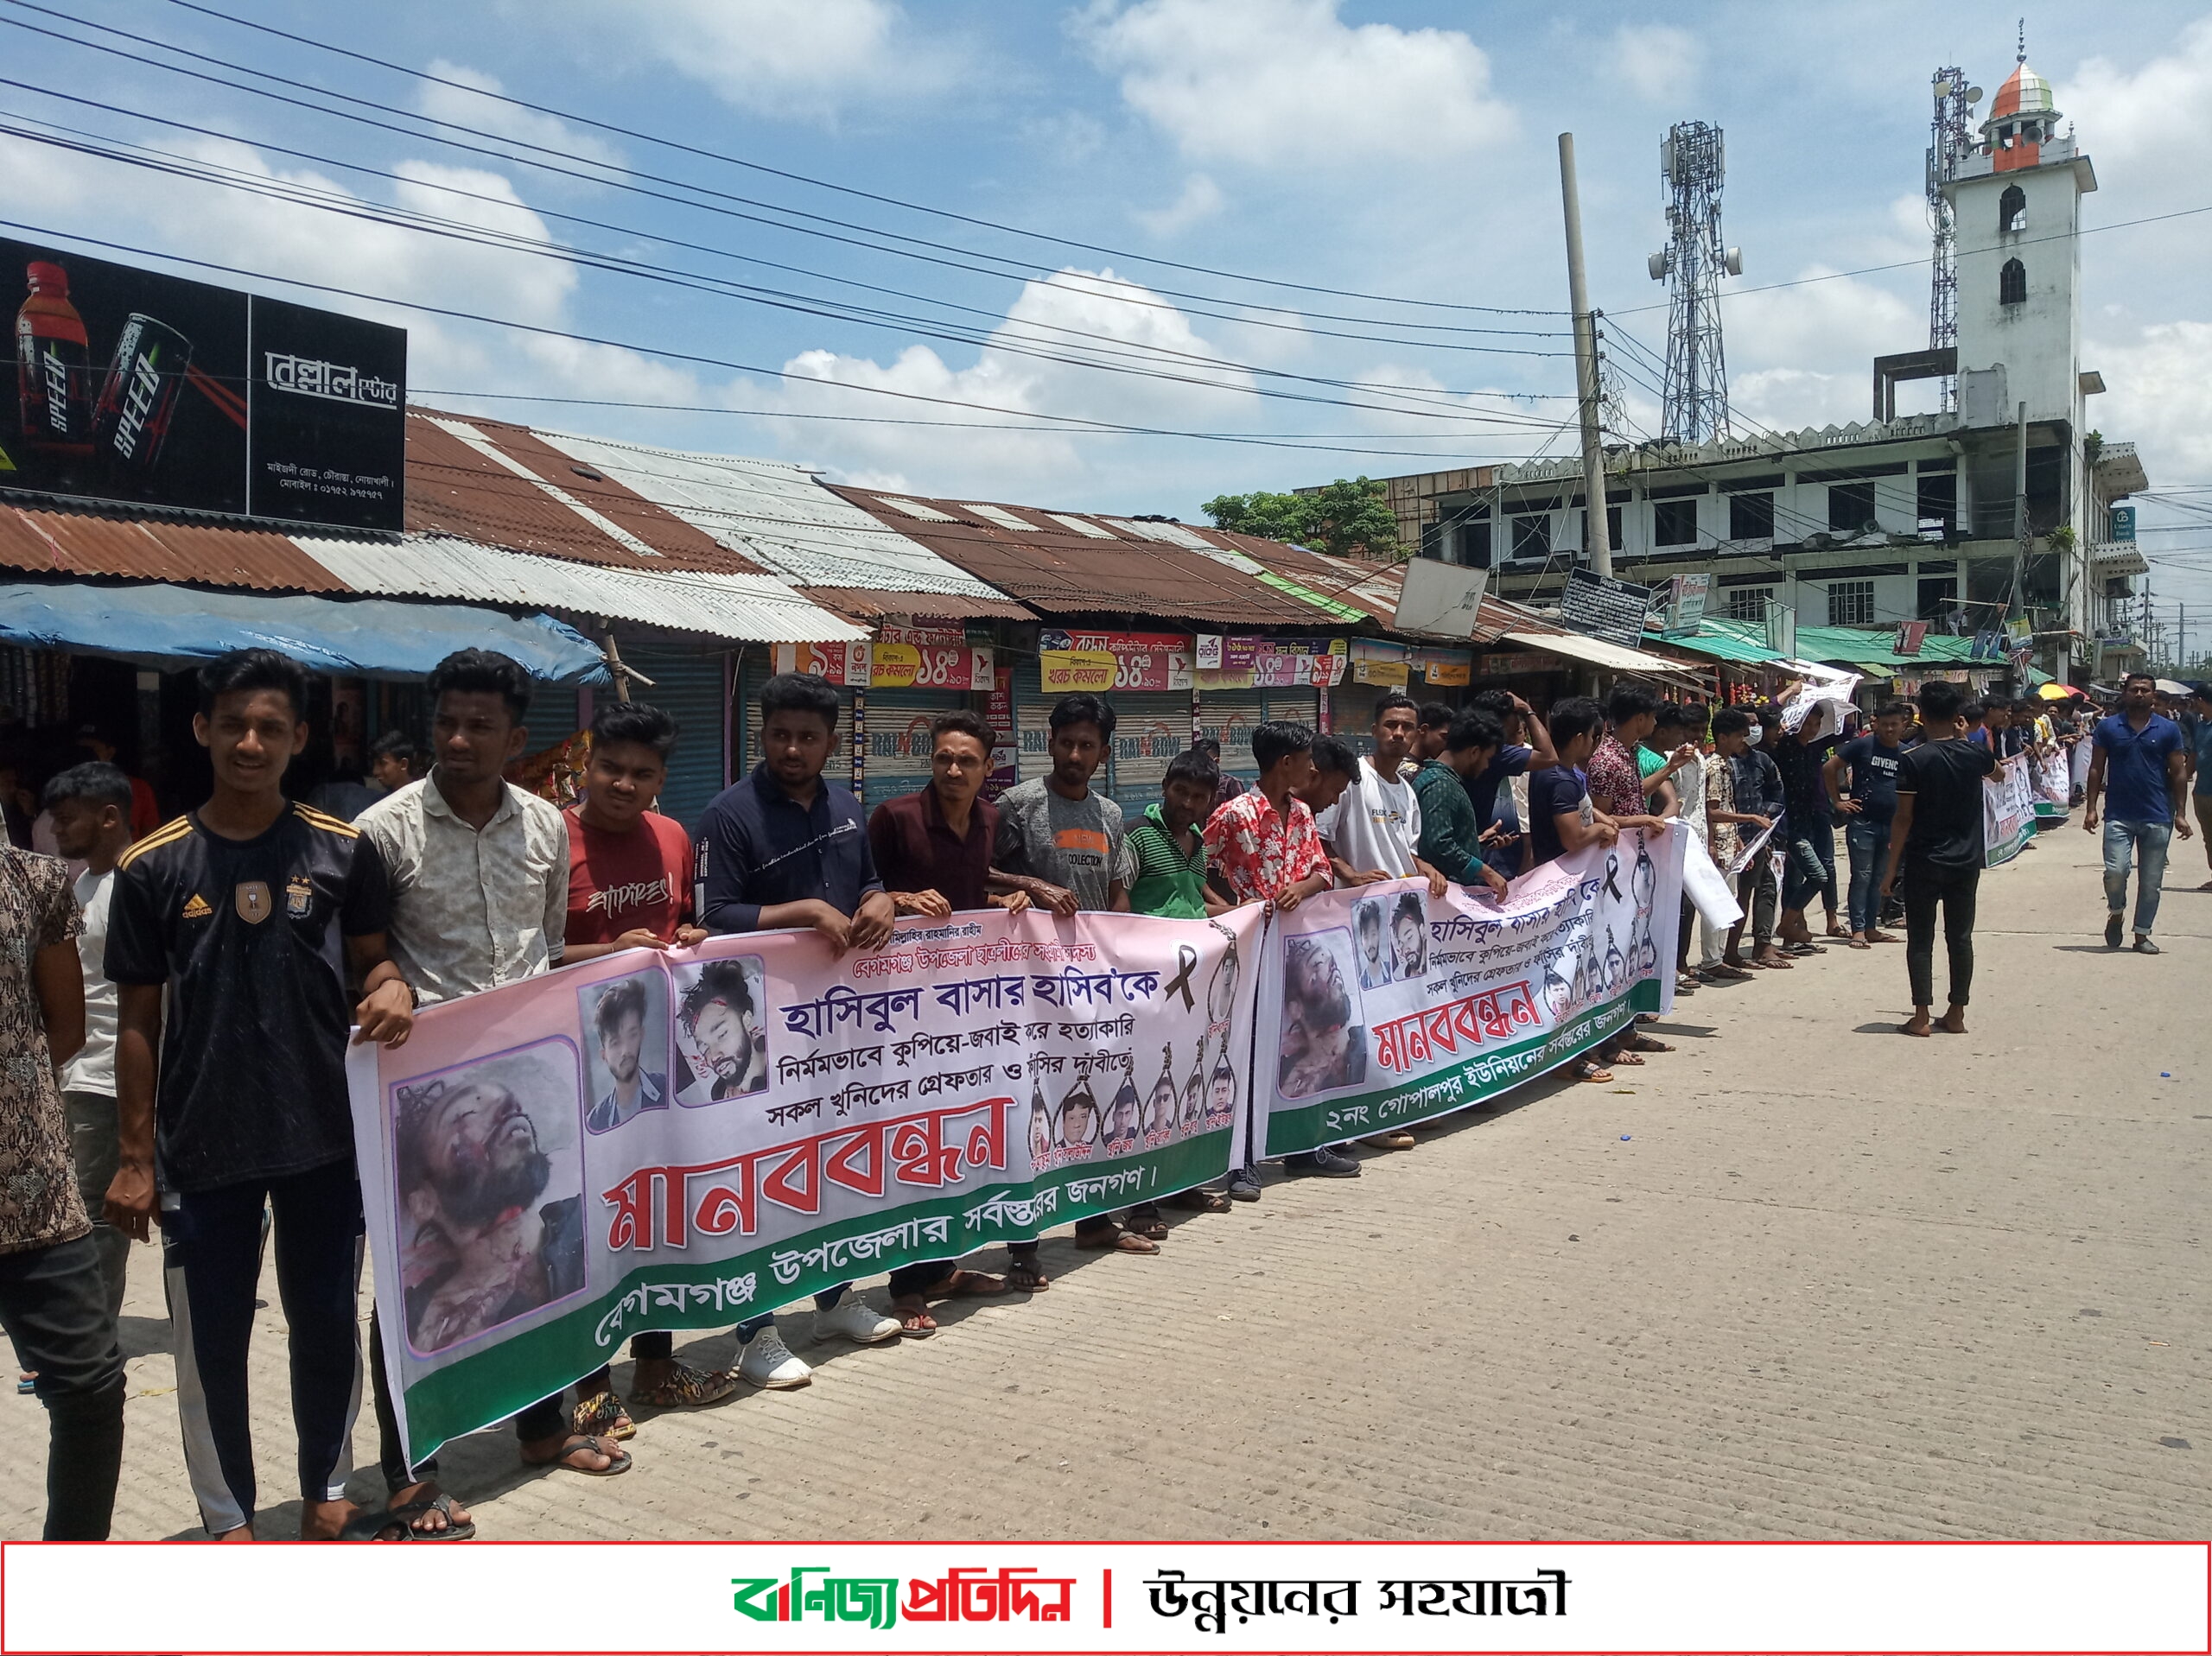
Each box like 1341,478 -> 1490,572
1828,480 -> 1877,533
1916,471 -> 1955,535
1581,504 -> 1623,553
1729,492 -> 1776,540
1420,522 -> 1445,561
1916,576 -> 1959,620
1458,519 -> 1492,568
1512,513 -> 1550,561
1999,258 -> 2027,307
1724,585 -> 1774,621
1999,185 -> 2026,234
1653,498 -> 1700,547
1825,579 -> 1876,626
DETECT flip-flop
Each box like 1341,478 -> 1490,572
1005,1257 -> 1050,1291
1169,1188 -> 1230,1213
891,1296 -> 938,1336
1074,1227 -> 1159,1254
1622,1033 -> 1674,1054
570,1390 -> 635,1442
1573,1058 -> 1614,1083
529,1434 -> 632,1477
927,1269 -> 1009,1298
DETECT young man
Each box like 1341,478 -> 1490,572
1299,734 -> 1359,822
1411,702 -> 1456,768
1463,688 -> 1556,880
695,672 -> 905,1375
2190,683 -> 2212,889
994,695 -> 1162,1253
1962,701 -> 1990,747
1315,692 -> 1450,906
1202,720 -> 1351,1181
105,650 -> 413,1540
1524,698 -> 1630,1083
1646,704 -> 1705,993
0,815 -> 120,1541
1582,688 -> 1674,1066
868,710 -> 1030,1330
358,648 -> 621,1526
1726,708 -> 1789,972
1410,710 -> 1510,897
1827,701 -> 1910,948
2083,670 -> 2194,954
561,700 -> 732,1412
1772,715 -> 1841,952
368,731 -> 424,797
1696,710 -> 1770,981
40,762 -> 136,1318
1194,736 -> 1245,812
70,726 -> 159,839
1878,681 -> 1997,1037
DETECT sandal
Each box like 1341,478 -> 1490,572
341,1491 -> 474,1541
1573,1058 -> 1614,1083
891,1295 -> 938,1336
1622,1032 -> 1673,1054
1006,1257 -> 1051,1291
630,1361 -> 737,1411
1121,1209 -> 1170,1240
1703,963 -> 1754,981
1169,1187 -> 1231,1213
1074,1225 -> 1158,1254
927,1269 -> 1009,1298
526,1433 -> 632,1477
571,1389 -> 635,1442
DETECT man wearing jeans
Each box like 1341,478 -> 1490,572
2084,672 -> 2193,955
1827,701 -> 1910,949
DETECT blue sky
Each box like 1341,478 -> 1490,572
3,1 -> 2210,624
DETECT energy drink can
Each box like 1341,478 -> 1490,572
90,312 -> 192,484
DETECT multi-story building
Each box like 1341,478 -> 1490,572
1313,52 -> 2148,682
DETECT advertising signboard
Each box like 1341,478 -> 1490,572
3,237 -> 404,532
1039,629 -> 1192,692
1560,568 -> 1656,649
1656,573 -> 1712,636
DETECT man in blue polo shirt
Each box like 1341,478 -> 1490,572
695,672 -> 903,1387
2083,671 -> 2194,955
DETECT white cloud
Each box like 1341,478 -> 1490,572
1719,269 -> 1922,432
416,60 -> 624,173
1075,0 -> 1512,168
1135,174 -> 1224,236
2069,20 -> 2212,184
2094,319 -> 2212,480
577,0 -> 957,123
1607,24 -> 1700,105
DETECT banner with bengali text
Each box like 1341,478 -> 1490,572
1983,752 -> 2037,866
348,905 -> 1262,1465
1251,832 -> 1684,1159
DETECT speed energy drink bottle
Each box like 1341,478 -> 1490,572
90,312 -> 192,485
15,261 -> 92,460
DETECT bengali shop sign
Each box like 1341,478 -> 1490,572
774,634 -> 993,690
349,906 -> 1262,1463
1253,832 -> 1684,1158
1039,629 -> 1192,692
1192,635 -> 1348,690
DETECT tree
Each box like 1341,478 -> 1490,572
1201,476 -> 1400,560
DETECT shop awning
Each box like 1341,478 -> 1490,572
1643,620 -> 1792,667
0,581 -> 611,683
1501,631 -> 1703,680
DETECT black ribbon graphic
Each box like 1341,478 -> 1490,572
1603,855 -> 1624,903
1164,944 -> 1198,1012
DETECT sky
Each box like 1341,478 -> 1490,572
3,0 -> 2210,638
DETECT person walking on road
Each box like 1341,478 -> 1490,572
1878,681 -> 1995,1038
2083,671 -> 2193,955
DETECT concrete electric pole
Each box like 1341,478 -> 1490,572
1558,131 -> 1613,579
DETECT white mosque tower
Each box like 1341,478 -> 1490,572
1943,31 -> 2097,433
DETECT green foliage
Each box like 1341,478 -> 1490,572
1200,476 -> 1400,559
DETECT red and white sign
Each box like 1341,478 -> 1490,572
1039,629 -> 1193,692
774,640 -> 994,690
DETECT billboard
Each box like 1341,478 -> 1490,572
3,237 -> 404,532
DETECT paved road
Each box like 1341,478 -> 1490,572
8,825 -> 2204,1541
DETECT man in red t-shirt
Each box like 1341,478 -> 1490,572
562,701 -> 726,1414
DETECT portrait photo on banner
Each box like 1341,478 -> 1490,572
389,1036 -> 589,1357
1278,926 -> 1370,1100
671,954 -> 770,1105
579,968 -> 672,1136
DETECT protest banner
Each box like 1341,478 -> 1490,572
1251,832 -> 1684,1158
2033,746 -> 2072,822
1983,752 -> 2037,866
347,904 -> 1262,1465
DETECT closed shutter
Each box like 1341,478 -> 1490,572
1196,690 -> 1267,785
1014,683 -> 1058,784
1331,683 -> 1382,754
618,644 -> 729,834
740,657 -> 855,793
1262,688 -> 1319,733
1107,689 -> 1194,810
860,687 -> 966,812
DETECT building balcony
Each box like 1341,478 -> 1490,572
2092,441 -> 2147,496
2088,542 -> 2149,577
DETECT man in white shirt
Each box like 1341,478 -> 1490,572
1313,693 -> 1448,1152
40,762 -> 137,1319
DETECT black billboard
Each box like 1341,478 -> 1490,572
3,237 -> 405,533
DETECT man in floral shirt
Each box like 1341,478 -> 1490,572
1201,720 -> 1351,1183
1585,687 -> 1672,1069
0,838 -> 121,1539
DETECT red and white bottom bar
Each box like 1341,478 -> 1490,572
3,1539 -> 2203,1654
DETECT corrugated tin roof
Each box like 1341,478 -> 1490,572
830,486 -> 1357,628
524,432 -> 1027,615
296,533 -> 866,645
0,502 -> 346,592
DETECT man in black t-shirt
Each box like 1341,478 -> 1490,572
104,650 -> 413,1542
1827,700 -> 1910,947
1878,681 -> 1997,1038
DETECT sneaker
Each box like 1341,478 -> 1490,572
2134,936 -> 2161,955
1289,1145 -> 1363,1177
1226,1167 -> 1262,1202
736,1326 -> 812,1389
814,1297 -> 900,1346
2106,912 -> 2124,949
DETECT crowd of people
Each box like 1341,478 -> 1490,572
1,641 -> 2206,1543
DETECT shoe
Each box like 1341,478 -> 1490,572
736,1326 -> 812,1389
1290,1145 -> 1363,1177
814,1297 -> 900,1345
1360,1132 -> 1416,1150
2134,936 -> 2161,955
1226,1167 -> 1262,1202
2106,912 -> 2124,949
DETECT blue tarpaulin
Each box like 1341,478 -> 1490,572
0,581 -> 611,683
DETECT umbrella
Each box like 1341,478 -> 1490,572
2036,682 -> 2085,700
2155,678 -> 2192,696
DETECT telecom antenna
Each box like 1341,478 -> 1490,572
1925,65 -> 1982,412
1646,120 -> 1741,445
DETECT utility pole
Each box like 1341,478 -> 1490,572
1558,131 -> 1613,578
2011,401 -> 2029,625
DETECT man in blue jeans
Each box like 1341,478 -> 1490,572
2083,671 -> 2194,955
1827,701 -> 1910,949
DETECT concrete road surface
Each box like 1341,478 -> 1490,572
7,824 -> 2203,1541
